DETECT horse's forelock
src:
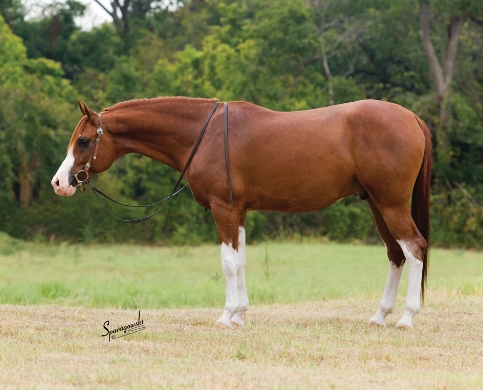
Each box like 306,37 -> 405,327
67,116 -> 88,151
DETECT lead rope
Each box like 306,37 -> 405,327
85,101 -> 221,222
87,182 -> 188,222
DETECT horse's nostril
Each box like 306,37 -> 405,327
55,179 -> 60,187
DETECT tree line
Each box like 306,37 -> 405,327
0,0 -> 482,247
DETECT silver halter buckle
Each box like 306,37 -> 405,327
74,169 -> 89,192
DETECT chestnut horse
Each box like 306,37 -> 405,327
52,97 -> 431,329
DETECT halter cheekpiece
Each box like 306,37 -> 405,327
74,113 -> 104,192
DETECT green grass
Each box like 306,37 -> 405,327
0,232 -> 482,309
1,233 -> 483,388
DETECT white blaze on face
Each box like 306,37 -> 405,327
51,147 -> 76,196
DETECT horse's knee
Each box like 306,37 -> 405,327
221,242 -> 238,275
222,262 -> 237,276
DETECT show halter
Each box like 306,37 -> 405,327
73,113 -> 104,192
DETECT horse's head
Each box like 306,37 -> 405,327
51,101 -> 116,196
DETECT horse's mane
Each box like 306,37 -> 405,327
103,96 -> 218,112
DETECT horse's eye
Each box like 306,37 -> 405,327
78,138 -> 90,147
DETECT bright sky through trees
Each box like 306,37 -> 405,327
24,0 -> 111,29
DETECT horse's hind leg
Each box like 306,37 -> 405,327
375,202 -> 427,329
367,199 -> 405,326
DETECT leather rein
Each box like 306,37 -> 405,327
72,101 -> 233,222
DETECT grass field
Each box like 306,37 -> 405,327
1,234 -> 482,309
1,234 -> 483,388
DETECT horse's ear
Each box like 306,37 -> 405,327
78,99 -> 86,116
79,101 -> 99,127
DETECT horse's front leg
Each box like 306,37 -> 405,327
230,213 -> 249,326
211,203 -> 245,328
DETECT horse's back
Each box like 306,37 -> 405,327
221,102 -> 344,211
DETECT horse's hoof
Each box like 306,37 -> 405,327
395,321 -> 413,330
231,319 -> 244,327
368,320 -> 385,327
368,315 -> 386,327
230,314 -> 244,327
215,319 -> 233,329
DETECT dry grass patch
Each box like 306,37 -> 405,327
1,294 -> 482,389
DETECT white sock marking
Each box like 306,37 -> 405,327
396,240 -> 423,328
369,261 -> 404,326
231,227 -> 249,326
216,242 -> 239,328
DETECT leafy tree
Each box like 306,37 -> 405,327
0,15 -> 77,209
1,0 -> 483,247
0,0 -> 25,27
149,0 -> 344,109
5,0 -> 85,78
419,0 -> 483,179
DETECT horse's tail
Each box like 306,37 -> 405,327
413,115 -> 432,302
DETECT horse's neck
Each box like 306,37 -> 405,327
108,98 -> 217,172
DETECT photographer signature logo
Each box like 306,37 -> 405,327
102,310 -> 145,342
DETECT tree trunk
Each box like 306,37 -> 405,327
321,40 -> 334,106
419,1 -> 464,156
93,0 -> 131,35
19,171 -> 31,209
317,7 -> 335,106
